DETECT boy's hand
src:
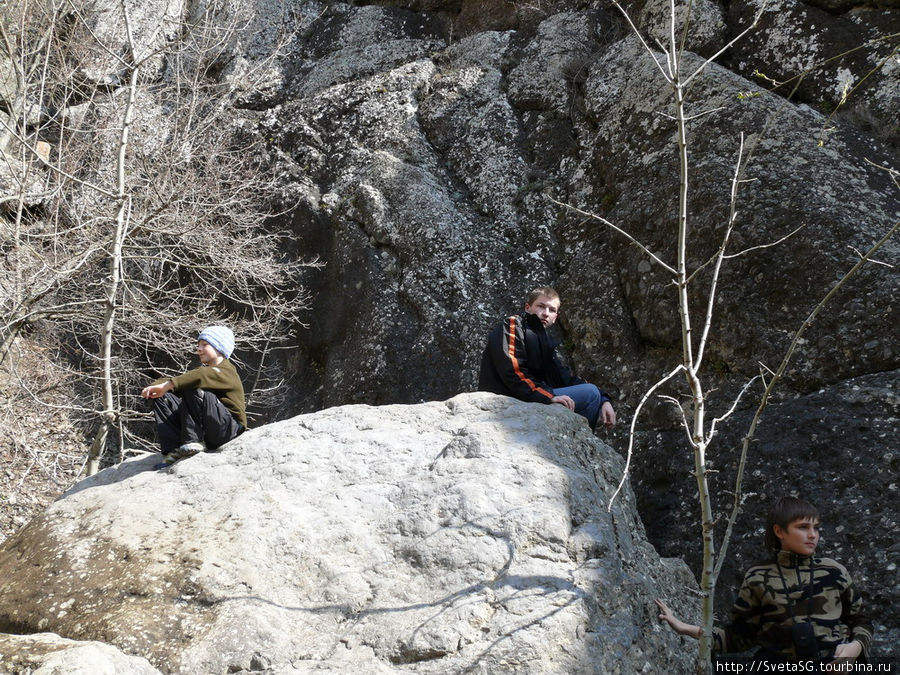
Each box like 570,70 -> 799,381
551,395 -> 575,410
141,381 -> 172,399
655,599 -> 701,639
601,401 -> 616,429
834,641 -> 862,660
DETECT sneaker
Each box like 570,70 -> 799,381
172,441 -> 206,459
153,451 -> 179,470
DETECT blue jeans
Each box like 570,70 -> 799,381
552,383 -> 602,430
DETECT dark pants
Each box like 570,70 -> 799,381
152,389 -> 243,453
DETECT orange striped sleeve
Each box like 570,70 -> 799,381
507,316 -> 553,399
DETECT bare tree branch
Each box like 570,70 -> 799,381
715,217 -> 900,581
547,196 -> 676,274
608,364 -> 686,509
721,226 -> 804,260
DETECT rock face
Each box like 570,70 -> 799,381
0,394 -> 695,673
727,0 -> 899,148
264,1 -> 898,413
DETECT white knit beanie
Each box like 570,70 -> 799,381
198,325 -> 235,359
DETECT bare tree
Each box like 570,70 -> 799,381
0,0 -> 105,367
1,0 -> 317,475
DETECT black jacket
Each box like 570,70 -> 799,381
478,311 -> 602,405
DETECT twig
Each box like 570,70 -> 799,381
847,245 -> 893,268
722,226 -> 804,259
548,196 -> 676,274
707,376 -> 761,443
608,364 -> 686,510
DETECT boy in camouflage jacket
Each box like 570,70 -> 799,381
655,496 -> 872,664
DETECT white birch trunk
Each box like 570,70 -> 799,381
85,1 -> 139,476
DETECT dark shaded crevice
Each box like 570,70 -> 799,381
387,646 -> 451,665
0,620 -> 37,636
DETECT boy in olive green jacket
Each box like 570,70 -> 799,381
141,325 -> 246,468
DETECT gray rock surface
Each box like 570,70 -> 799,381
637,0 -> 727,57
0,632 -> 161,675
0,154 -> 48,208
0,394 -> 697,673
69,0 -> 183,83
727,0 -> 900,147
570,34 -> 898,392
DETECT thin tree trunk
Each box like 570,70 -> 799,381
673,43 -> 716,672
85,9 -> 139,475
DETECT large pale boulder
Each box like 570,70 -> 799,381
0,633 -> 161,675
0,393 -> 695,673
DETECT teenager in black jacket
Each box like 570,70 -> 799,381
478,287 -> 615,430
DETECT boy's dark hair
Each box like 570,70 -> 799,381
526,286 -> 560,305
765,496 -> 820,551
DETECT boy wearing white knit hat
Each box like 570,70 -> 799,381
140,325 -> 246,469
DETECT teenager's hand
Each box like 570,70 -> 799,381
600,401 -> 616,429
551,395 -> 575,410
141,381 -> 172,399
834,641 -> 862,660
655,599 -> 701,639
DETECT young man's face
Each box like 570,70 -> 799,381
774,517 -> 820,556
196,339 -> 221,366
524,294 -> 561,328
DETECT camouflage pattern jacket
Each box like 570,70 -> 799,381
713,550 -> 873,661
